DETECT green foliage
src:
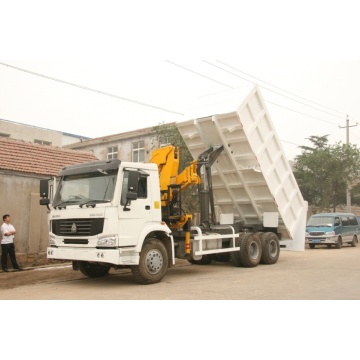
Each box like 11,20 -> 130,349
152,122 -> 193,172
152,122 -> 199,213
294,135 -> 360,211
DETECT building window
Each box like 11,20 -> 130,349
0,133 -> 10,138
132,141 -> 145,162
159,136 -> 171,147
107,146 -> 118,160
34,139 -> 52,146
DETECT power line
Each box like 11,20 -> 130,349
280,139 -> 302,146
166,60 -> 360,151
165,60 -> 234,89
266,101 -> 340,127
0,61 -> 184,116
2,60 -> 354,151
203,60 -> 348,122
216,60 -> 349,118
167,60 -> 344,128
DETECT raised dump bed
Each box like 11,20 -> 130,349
176,85 -> 308,250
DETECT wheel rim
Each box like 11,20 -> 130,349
145,249 -> 164,274
249,241 -> 260,259
268,239 -> 278,257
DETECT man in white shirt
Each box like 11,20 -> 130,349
1,214 -> 23,272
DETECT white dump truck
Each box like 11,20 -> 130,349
39,86 -> 307,284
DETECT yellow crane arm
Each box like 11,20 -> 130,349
175,159 -> 201,190
149,145 -> 200,193
149,145 -> 180,192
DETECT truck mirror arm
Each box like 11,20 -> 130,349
39,198 -> 51,211
123,192 -> 138,211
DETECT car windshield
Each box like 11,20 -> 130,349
53,169 -> 117,207
307,216 -> 334,227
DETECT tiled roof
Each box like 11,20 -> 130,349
0,137 -> 98,176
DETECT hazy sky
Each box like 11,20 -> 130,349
2,1 -> 360,162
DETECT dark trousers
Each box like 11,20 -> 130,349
1,243 -> 20,270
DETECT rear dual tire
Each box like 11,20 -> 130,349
231,232 -> 280,267
231,233 -> 262,267
260,232 -> 280,264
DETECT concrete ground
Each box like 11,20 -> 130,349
0,242 -> 360,299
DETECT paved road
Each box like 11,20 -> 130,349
1,244 -> 360,299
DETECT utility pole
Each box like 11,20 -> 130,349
339,115 -> 357,212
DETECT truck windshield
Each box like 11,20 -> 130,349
53,169 -> 118,207
307,216 -> 334,227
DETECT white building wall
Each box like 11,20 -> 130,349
65,128 -> 158,162
0,119 -> 88,146
0,119 -> 62,146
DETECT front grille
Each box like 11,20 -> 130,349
309,231 -> 325,236
52,218 -> 104,236
63,239 -> 89,245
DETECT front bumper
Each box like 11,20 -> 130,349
305,236 -> 337,245
47,247 -> 140,265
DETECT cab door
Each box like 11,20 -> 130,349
117,169 -> 153,246
340,215 -> 351,242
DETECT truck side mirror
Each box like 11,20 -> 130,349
123,171 -> 139,211
126,192 -> 138,201
127,171 -> 139,193
40,198 -> 50,206
40,179 -> 49,198
40,179 -> 50,209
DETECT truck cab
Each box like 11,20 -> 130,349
41,159 -> 175,283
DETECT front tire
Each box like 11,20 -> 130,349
351,235 -> 358,247
335,237 -> 342,249
78,261 -> 110,277
132,238 -> 168,285
309,244 -> 315,249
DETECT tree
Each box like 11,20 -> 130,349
293,135 -> 360,211
299,135 -> 329,151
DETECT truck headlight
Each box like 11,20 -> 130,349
97,235 -> 117,247
325,231 -> 335,236
305,232 -> 309,237
49,234 -> 56,245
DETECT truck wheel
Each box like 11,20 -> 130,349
131,238 -> 168,285
309,244 -> 315,249
78,261 -> 110,277
230,233 -> 244,267
351,235 -> 358,247
260,232 -> 280,264
231,233 -> 262,267
335,237 -> 342,249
